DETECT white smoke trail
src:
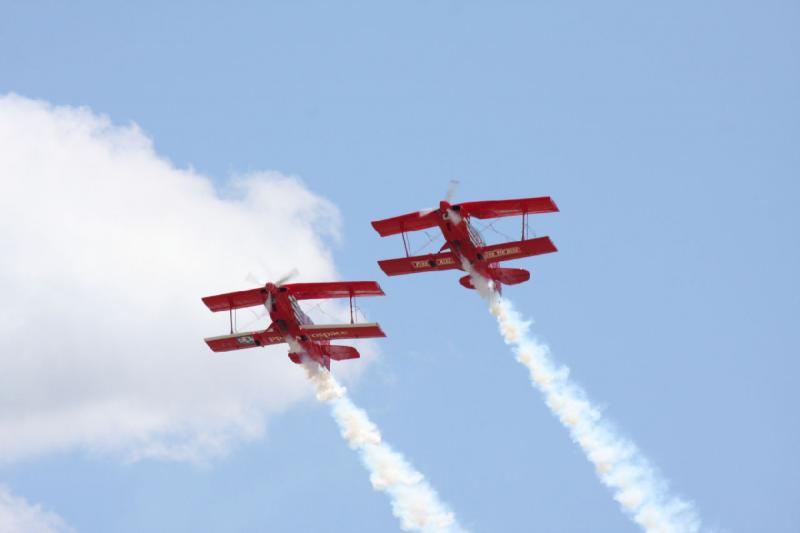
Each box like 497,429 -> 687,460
303,361 -> 466,533
470,273 -> 700,532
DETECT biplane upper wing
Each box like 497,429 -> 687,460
371,210 -> 440,237
284,281 -> 385,300
377,251 -> 460,276
204,322 -> 284,352
460,196 -> 559,219
298,323 -> 386,341
202,287 -> 267,312
479,236 -> 558,262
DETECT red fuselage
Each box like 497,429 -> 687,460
263,283 -> 332,368
434,201 -> 497,279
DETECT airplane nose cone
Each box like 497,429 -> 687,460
439,200 -> 451,211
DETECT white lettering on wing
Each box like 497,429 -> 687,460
483,246 -> 521,259
411,257 -> 456,269
309,330 -> 348,339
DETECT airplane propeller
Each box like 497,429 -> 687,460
264,268 -> 298,311
243,268 -> 299,322
445,179 -> 460,203
275,268 -> 299,286
418,180 -> 460,217
245,267 -> 298,289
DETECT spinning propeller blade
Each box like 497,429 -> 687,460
245,272 -> 262,286
243,268 -> 298,314
246,267 -> 298,288
275,268 -> 299,286
445,179 -> 460,203
418,180 -> 460,216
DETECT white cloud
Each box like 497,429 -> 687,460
0,94 -> 358,463
0,486 -> 73,533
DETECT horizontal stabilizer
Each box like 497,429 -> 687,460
489,267 -> 530,285
377,251 -> 460,276
297,322 -> 386,341
459,275 -> 477,290
459,268 -> 528,290
288,351 -> 336,369
322,345 -> 360,361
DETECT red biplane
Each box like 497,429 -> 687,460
202,278 -> 386,370
371,188 -> 558,293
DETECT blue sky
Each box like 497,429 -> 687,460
1,1 -> 799,532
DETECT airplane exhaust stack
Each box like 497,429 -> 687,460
467,270 -> 701,533
303,362 -> 466,533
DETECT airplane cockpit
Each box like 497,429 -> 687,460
466,219 -> 485,247
289,295 -> 312,325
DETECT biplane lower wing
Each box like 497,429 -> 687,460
204,323 -> 285,352
377,251 -> 460,276
460,196 -> 559,219
479,236 -> 558,262
298,323 -> 385,341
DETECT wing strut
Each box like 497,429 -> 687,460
349,294 -> 354,324
520,212 -> 537,241
401,231 -> 410,257
521,212 -> 526,241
